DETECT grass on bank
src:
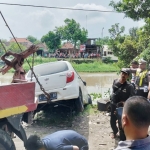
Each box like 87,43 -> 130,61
34,104 -> 97,127
8,56 -> 119,73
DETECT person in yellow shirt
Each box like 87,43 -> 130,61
134,59 -> 149,98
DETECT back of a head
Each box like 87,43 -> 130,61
25,135 -> 43,150
124,96 -> 150,128
131,60 -> 139,66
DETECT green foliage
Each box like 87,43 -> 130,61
109,0 -> 150,21
108,24 -> 143,68
90,93 -> 102,101
56,18 -> 88,48
72,61 -> 119,72
41,31 -> 61,53
103,88 -> 111,98
140,46 -> 150,64
7,42 -> 26,53
8,58 -> 119,73
109,23 -> 125,39
27,35 -> 38,43
102,57 -> 113,64
129,27 -> 139,40
96,37 -> 110,50
0,42 -> 6,55
109,1 -> 150,68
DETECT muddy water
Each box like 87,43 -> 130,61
0,72 -> 119,98
80,72 -> 119,98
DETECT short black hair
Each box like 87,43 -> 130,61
131,60 -> 139,65
25,135 -> 44,150
124,96 -> 150,128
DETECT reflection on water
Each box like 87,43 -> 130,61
0,72 -> 119,98
79,72 -> 119,98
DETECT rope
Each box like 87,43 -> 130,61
0,11 -> 51,102
0,11 -> 73,113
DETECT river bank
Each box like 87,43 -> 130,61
7,57 -> 119,73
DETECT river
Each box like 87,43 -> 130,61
0,72 -> 119,98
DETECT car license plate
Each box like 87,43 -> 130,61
39,92 -> 57,101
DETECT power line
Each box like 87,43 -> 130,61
0,2 -> 116,13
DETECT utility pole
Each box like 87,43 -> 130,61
86,15 -> 87,30
101,27 -> 104,38
101,27 -> 104,56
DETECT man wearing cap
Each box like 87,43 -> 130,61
110,69 -> 135,139
134,59 -> 149,98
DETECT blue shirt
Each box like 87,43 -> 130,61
115,136 -> 150,150
42,130 -> 88,150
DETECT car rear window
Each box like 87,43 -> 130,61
27,61 -> 68,77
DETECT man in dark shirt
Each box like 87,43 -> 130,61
110,69 -> 135,139
25,130 -> 88,150
115,96 -> 150,150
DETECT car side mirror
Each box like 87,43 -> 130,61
83,81 -> 86,86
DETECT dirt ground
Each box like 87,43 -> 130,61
14,104 -> 118,150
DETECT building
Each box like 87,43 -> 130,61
56,42 -> 79,56
80,38 -> 101,53
102,45 -> 118,61
36,43 -> 49,57
9,38 -> 33,48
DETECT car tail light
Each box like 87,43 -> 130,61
66,71 -> 74,83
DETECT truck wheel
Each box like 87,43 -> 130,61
75,89 -> 84,112
0,129 -> 16,150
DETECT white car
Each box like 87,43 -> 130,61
25,61 -> 92,112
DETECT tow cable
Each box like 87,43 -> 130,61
0,11 -> 74,121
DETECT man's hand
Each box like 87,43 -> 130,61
73,146 -> 79,150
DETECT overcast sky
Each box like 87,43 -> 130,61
0,0 -> 144,41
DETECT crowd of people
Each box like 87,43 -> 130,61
110,59 -> 150,149
50,52 -> 101,59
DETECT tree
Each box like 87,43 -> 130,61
7,42 -> 26,53
109,0 -> 150,66
41,31 -> 61,53
108,24 -> 143,67
109,23 -> 125,39
108,23 -> 125,57
109,0 -> 150,21
129,27 -> 139,40
96,36 -> 110,46
27,35 -> 38,44
56,18 -> 88,49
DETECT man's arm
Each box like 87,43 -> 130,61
72,146 -> 79,150
122,68 -> 137,73
59,145 -> 79,150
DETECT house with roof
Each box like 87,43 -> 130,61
56,42 -> 79,55
9,38 -> 33,48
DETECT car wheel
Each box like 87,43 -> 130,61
88,94 -> 92,104
75,89 -> 84,112
0,129 -> 16,150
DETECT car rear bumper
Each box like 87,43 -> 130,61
36,84 -> 79,104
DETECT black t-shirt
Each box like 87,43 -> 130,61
42,130 -> 88,150
111,79 -> 135,103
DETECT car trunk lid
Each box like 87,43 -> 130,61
26,61 -> 68,92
